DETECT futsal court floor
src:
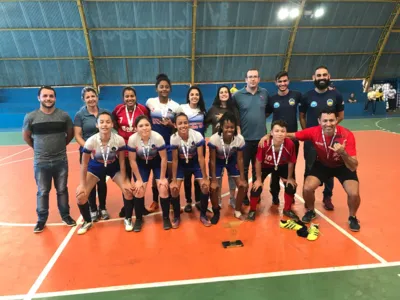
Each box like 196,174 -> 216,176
0,117 -> 399,300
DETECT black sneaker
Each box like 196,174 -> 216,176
348,216 -> 360,232
283,209 -> 299,221
247,210 -> 256,221
34,221 -> 45,233
163,218 -> 172,230
272,196 -> 280,205
302,210 -> 316,223
134,219 -> 143,232
62,216 -> 77,227
184,203 -> 192,213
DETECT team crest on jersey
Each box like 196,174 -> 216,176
288,98 -> 295,106
266,155 -> 272,161
310,101 -> 317,108
327,99 -> 334,106
273,102 -> 280,108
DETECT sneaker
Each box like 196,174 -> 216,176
172,217 -> 180,229
307,224 -> 320,241
34,221 -> 45,233
302,210 -> 316,223
99,209 -> 110,220
279,219 -> 303,231
163,218 -> 172,230
348,216 -> 360,232
77,221 -> 93,235
133,219 -> 143,232
323,197 -> 334,211
62,216 -> 77,227
124,218 -> 133,232
200,215 -> 212,227
272,196 -> 280,205
283,209 -> 299,221
90,210 -> 99,222
234,210 -> 245,220
247,210 -> 256,222
147,202 -> 159,213
184,203 -> 192,213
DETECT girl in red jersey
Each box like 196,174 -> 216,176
249,120 -> 298,221
112,87 -> 149,217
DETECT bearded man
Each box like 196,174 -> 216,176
299,66 -> 344,211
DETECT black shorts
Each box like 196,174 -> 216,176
309,161 -> 358,185
259,164 -> 289,182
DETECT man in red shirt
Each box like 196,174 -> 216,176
248,120 -> 298,221
293,109 -> 360,231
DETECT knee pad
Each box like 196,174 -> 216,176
250,187 -> 262,197
285,183 -> 296,195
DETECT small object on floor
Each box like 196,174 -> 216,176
279,219 -> 303,231
222,220 -> 244,248
307,224 -> 320,241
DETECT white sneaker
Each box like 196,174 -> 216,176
124,218 -> 133,232
77,221 -> 93,235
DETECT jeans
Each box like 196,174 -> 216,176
303,141 -> 334,198
34,158 -> 70,223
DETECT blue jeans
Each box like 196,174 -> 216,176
34,158 -> 70,223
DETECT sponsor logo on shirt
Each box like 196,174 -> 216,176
310,101 -> 317,108
289,98 -> 296,106
327,99 -> 334,106
315,142 -> 324,146
266,155 -> 272,161
273,102 -> 280,108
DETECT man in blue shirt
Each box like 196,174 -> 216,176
233,69 -> 269,205
299,66 -> 344,210
266,71 -> 301,205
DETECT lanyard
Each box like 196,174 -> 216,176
220,135 -> 233,165
180,133 -> 192,164
97,135 -> 111,167
125,105 -> 136,131
321,128 -> 337,159
140,138 -> 152,164
272,141 -> 284,171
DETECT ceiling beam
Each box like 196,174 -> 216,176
363,2 -> 400,92
76,0 -> 98,89
5,52 -> 400,61
283,0 -> 306,72
1,25 -> 387,31
191,0 -> 198,85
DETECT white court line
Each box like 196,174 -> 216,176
375,118 -> 400,135
22,216 -> 83,300
0,147 -> 31,163
279,182 -> 387,263
0,260 -> 398,299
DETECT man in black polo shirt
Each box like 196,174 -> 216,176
265,71 -> 301,205
299,66 -> 344,210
